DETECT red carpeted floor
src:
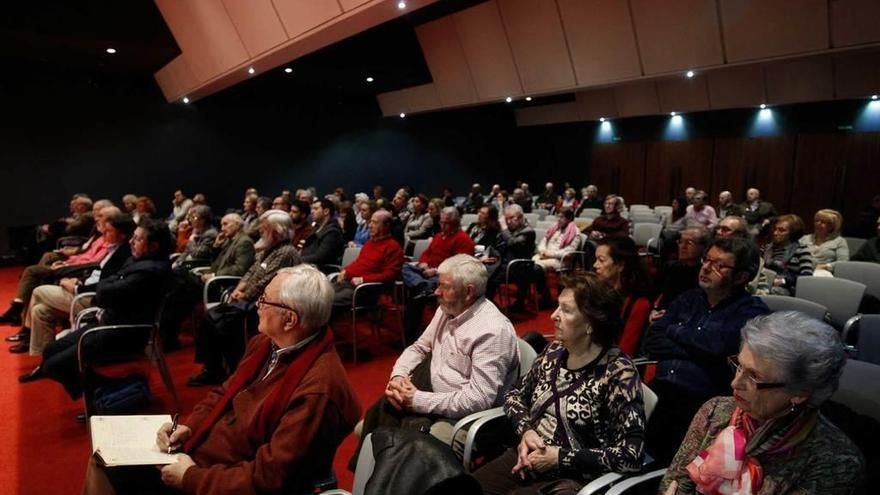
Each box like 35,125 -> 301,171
0,266 -> 556,494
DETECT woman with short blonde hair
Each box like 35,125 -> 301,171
800,208 -> 848,272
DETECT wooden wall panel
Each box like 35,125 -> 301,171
222,0 -> 289,57
416,18 -> 479,107
838,133 -> 880,228
515,102 -> 582,126
453,1 -> 523,100
590,143 -> 647,203
790,134 -> 841,223
499,0 -> 576,93
707,65 -> 766,109
765,56 -> 833,104
830,0 -> 880,48
834,51 -> 880,99
575,89 -> 619,120
657,74 -> 711,113
272,0 -> 342,38
630,0 -> 724,74
719,0 -> 828,62
614,81 -> 660,117
711,137 -> 796,211
644,140 -> 714,207
557,0 -> 642,85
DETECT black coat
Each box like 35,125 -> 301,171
94,255 -> 171,325
301,221 -> 345,267
79,243 -> 133,293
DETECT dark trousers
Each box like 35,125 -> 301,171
42,323 -> 151,399
159,271 -> 203,342
196,301 -> 255,375
473,448 -> 585,495
644,380 -> 712,465
486,262 -> 533,304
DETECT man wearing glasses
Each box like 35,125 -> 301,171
642,236 -> 769,463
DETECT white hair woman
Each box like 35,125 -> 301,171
661,311 -> 864,494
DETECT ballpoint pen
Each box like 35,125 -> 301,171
168,413 -> 179,454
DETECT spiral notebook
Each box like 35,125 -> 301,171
90,415 -> 179,466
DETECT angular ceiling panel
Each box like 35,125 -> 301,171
498,0 -> 575,93
340,0 -> 372,11
515,102 -> 582,126
557,0 -> 642,85
221,0 -> 289,57
720,0 -> 828,62
272,0 -> 343,39
376,88 -> 411,116
765,56 -> 833,104
415,17 -> 479,106
575,89 -> 619,120
707,64 -> 766,109
614,81 -> 660,117
453,1 -> 523,100
155,55 -> 199,101
630,0 -> 724,74
657,74 -> 711,113
401,83 -> 442,113
830,0 -> 880,48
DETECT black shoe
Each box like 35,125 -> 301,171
0,302 -> 24,326
5,329 -> 30,342
18,366 -> 45,383
8,342 -> 29,353
186,369 -> 226,387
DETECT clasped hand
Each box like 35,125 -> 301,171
512,430 -> 559,479
384,376 -> 417,411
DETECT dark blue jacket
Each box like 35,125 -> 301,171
642,288 -> 770,398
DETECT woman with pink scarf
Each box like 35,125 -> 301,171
661,311 -> 864,494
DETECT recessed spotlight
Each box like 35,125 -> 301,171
182,97 -> 190,104
247,67 -> 255,75
398,1 -> 407,9
525,96 -> 532,102
670,111 -> 677,116
505,96 -> 513,103
685,70 -> 695,78
599,117 -> 606,122
366,76 -> 374,83
105,48 -> 116,54
284,67 -> 293,74
399,113 -> 406,118
873,95 -> 878,100
759,103 -> 767,109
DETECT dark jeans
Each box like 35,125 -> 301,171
473,448 -> 585,495
159,271 -> 203,342
196,300 -> 256,375
644,380 -> 712,465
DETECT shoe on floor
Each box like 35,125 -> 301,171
5,330 -> 29,342
9,342 -> 29,353
186,369 -> 226,387
18,366 -> 45,383
0,302 -> 24,326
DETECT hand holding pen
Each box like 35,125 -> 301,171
157,413 -> 192,454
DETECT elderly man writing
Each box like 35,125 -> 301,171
82,265 -> 361,495
352,254 -> 519,468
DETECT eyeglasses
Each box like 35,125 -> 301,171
727,355 -> 786,390
256,295 -> 295,313
677,238 -> 700,247
700,256 -> 736,275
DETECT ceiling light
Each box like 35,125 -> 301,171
247,67 -> 255,75
670,111 -> 677,116
759,103 -> 767,109
182,97 -> 190,104
105,48 -> 116,54
505,96 -> 513,103
366,76 -> 374,83
599,117 -> 606,122
873,95 -> 878,100
525,96 -> 532,102
399,113 -> 406,118
284,67 -> 293,74
685,70 -> 695,78
398,1 -> 407,9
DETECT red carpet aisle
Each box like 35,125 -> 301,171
0,266 -> 555,494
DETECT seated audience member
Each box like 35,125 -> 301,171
521,183 -> 534,208
350,199 -> 375,247
121,194 -> 137,216
288,200 -> 313,251
763,214 -> 814,295
337,199 -> 357,242
391,189 -> 411,226
160,213 -> 256,348
716,216 -> 771,295
171,205 -> 217,270
716,190 -> 742,219
246,196 -> 273,240
428,197 -> 444,236
82,265 -> 361,495
353,255 -> 519,465
466,204 -> 502,250
13,211 -> 134,355
463,183 -> 485,213
583,195 -> 630,240
740,188 -> 777,232
536,182 -> 558,211
660,312 -> 864,494
20,220 -> 172,397
593,237 -> 653,356
652,226 -> 711,317
684,190 -> 719,230
533,208 -> 580,308
240,193 -> 258,230
133,196 -> 156,224
491,190 -> 510,216
300,198 -> 345,268
512,188 -> 533,213
852,216 -> 880,263
554,187 -> 579,213
658,196 -> 691,261
271,195 -> 289,213
800,208 -> 848,273
684,186 -> 697,204
192,193 -> 207,206
642,237 -> 769,463
575,184 -> 603,215
403,193 -> 434,251
474,272 -> 645,494
43,195 -> 95,242
188,210 -> 301,386
332,210 -> 403,308
0,201 -> 115,327
297,188 -> 315,204
167,190 -> 194,234
486,204 -> 536,308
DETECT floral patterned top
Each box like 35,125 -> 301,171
662,397 -> 865,494
504,342 -> 645,479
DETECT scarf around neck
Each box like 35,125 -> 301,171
544,221 -> 578,248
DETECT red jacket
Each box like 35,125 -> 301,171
344,236 -> 404,283
419,230 -> 475,268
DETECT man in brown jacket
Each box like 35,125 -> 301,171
82,264 -> 361,495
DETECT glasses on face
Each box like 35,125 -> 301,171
727,355 -> 786,390
256,295 -> 295,313
677,238 -> 699,247
700,256 -> 736,275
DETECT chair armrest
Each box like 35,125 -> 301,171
631,357 -> 658,367
76,324 -> 153,373
842,314 -> 862,355
604,468 -> 668,495
318,491 -> 351,495
462,408 -> 509,471
169,253 -> 181,262
505,258 -> 534,277
577,472 -> 624,495
190,266 -> 211,275
449,408 -> 501,450
203,276 -> 242,305
326,273 -> 341,283
69,291 -> 96,327
75,307 -> 101,329
322,264 -> 343,275
559,250 -> 586,272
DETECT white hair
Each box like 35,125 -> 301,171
438,254 -> 488,298
261,209 -> 292,240
504,204 -> 524,217
354,192 -> 369,203
222,213 -> 244,228
441,206 -> 460,222
277,264 -> 334,331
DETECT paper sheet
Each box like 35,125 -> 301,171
90,415 -> 179,466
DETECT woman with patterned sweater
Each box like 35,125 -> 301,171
763,215 -> 814,296
475,272 -> 646,495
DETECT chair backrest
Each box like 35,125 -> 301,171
630,215 -> 660,224
629,204 -> 651,212
796,277 -> 866,327
533,208 -> 551,221
412,238 -> 433,261
759,295 -> 829,322
536,220 -> 557,230
460,214 -> 478,228
654,206 -> 673,217
832,359 -> 880,425
523,213 -> 540,226
517,338 -> 538,378
579,208 -> 601,218
854,314 -> 880,365
843,237 -> 867,255
632,223 -> 662,247
351,432 -> 376,495
533,228 -> 546,246
642,383 -> 658,421
834,261 -> 880,299
342,246 -> 361,267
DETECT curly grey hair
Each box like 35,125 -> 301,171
741,311 -> 846,407
438,254 -> 488,298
